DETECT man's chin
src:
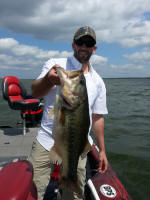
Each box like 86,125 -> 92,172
78,57 -> 90,64
74,53 -> 91,64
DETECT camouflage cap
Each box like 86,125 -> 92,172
74,26 -> 96,43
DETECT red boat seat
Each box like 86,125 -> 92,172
2,76 -> 39,111
0,160 -> 37,200
2,76 -> 40,134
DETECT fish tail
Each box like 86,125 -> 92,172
59,178 -> 82,196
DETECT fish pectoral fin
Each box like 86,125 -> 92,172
49,145 -> 62,164
81,139 -> 91,158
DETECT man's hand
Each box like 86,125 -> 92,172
92,113 -> 108,174
98,150 -> 108,174
31,64 -> 61,98
47,64 -> 61,86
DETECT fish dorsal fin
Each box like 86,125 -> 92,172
49,145 -> 63,164
81,139 -> 91,158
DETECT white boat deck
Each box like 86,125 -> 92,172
0,127 -> 76,199
0,127 -> 38,166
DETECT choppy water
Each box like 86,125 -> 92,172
0,78 -> 150,200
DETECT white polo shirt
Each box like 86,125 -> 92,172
36,56 -> 108,151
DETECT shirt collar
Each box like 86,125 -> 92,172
69,56 -> 93,73
69,56 -> 82,70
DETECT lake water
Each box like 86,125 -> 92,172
0,78 -> 150,200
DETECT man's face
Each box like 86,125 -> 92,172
72,36 -> 97,64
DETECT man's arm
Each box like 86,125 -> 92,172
92,113 -> 108,173
31,65 -> 60,98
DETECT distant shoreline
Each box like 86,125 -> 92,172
104,77 -> 150,79
0,77 -> 150,81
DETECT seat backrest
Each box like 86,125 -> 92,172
0,160 -> 37,200
2,76 -> 27,102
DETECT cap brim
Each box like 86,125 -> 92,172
74,34 -> 96,43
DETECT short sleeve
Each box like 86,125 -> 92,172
37,59 -> 56,79
92,79 -> 108,115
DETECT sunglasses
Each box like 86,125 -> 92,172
74,39 -> 95,48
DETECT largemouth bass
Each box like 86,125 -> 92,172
49,67 -> 91,193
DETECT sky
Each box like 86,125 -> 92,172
0,0 -> 150,79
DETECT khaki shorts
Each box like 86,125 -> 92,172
28,139 -> 87,200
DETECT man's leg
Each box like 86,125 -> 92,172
28,139 -> 52,200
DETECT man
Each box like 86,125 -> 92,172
29,26 -> 108,200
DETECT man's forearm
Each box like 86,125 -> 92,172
92,114 -> 108,173
31,73 -> 54,98
92,114 -> 106,152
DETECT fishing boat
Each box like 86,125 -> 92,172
0,76 -> 132,199
0,144 -> 132,200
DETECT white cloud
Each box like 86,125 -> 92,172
110,63 -> 144,70
0,38 -> 18,49
106,63 -> 148,78
116,21 -> 150,47
1,0 -> 150,78
106,48 -> 150,77
0,38 -> 71,61
91,54 -> 107,65
123,50 -> 150,64
0,38 -> 72,78
0,0 -> 150,47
